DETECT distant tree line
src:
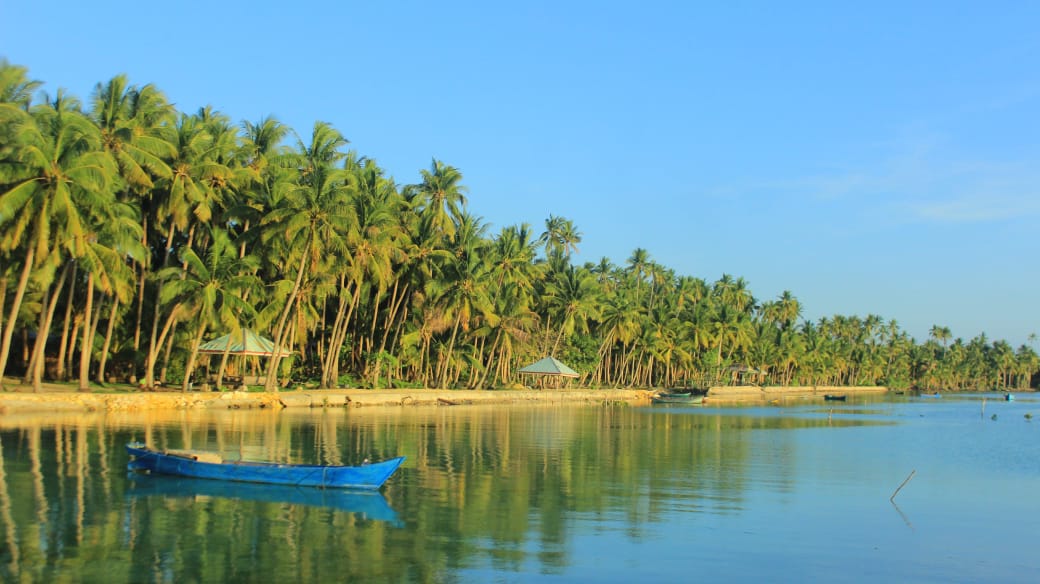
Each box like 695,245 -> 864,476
1,61 -> 1037,392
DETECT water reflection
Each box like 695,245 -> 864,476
125,473 -> 402,525
0,400 -> 1037,582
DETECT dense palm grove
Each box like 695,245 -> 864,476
1,61 -> 1037,393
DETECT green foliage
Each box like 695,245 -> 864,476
0,59 -> 1036,393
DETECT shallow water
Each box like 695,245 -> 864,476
0,393 -> 1037,582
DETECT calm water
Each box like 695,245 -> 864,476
1,393 -> 1037,583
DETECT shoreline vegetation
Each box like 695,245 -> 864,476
1,60 -> 1038,398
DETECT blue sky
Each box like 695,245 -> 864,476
3,1 -> 1037,346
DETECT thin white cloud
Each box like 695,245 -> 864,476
911,193 -> 1040,222
714,135 -> 1040,225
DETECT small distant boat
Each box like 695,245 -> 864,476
651,392 -> 705,405
126,443 -> 404,490
823,394 -> 847,401
1005,393 -> 1015,401
918,392 -> 942,398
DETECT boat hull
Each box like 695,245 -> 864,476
126,443 -> 404,490
651,394 -> 704,405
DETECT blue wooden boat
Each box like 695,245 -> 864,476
1004,393 -> 1014,401
918,392 -> 942,398
126,442 -> 404,490
125,473 -> 403,524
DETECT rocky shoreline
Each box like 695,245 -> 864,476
0,380 -> 888,414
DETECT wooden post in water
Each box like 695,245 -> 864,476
890,470 -> 916,502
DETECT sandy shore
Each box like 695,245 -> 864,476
0,378 -> 888,414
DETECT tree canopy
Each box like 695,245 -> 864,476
1,60 -> 1037,392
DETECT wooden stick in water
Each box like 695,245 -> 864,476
890,469 -> 916,501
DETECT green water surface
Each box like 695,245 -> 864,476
1,393 -> 1037,583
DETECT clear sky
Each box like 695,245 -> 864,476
3,1 -> 1037,347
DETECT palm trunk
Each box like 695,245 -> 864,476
133,264 -> 146,351
0,273 -> 7,348
378,280 -> 405,355
55,264 -> 77,381
144,306 -> 181,389
97,296 -> 120,384
321,277 -> 351,388
266,235 -> 312,392
144,222 -> 177,387
78,272 -> 95,392
181,321 -> 208,392
23,285 -> 51,385
133,214 -> 149,351
438,312 -> 464,388
159,325 -> 176,385
0,246 -> 35,390
333,286 -> 363,384
28,264 -> 71,392
67,317 -> 81,380
478,329 -> 503,389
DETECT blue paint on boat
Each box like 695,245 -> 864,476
126,443 -> 404,490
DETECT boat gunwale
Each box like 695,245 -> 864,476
125,443 -> 405,489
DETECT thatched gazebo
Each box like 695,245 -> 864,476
198,329 -> 291,388
518,356 -> 580,389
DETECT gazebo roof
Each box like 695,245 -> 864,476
518,356 -> 579,378
198,329 -> 290,357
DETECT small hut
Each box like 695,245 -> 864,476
518,356 -> 580,389
725,364 -> 762,386
198,329 -> 291,388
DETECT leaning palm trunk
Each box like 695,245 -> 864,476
143,306 -> 181,389
216,340 -> 235,390
78,272 -> 95,392
144,222 -> 178,387
27,265 -> 71,391
97,296 -> 120,384
0,246 -> 35,390
55,265 -> 77,381
159,324 -> 177,385
328,287 -> 362,387
266,237 -> 312,392
133,264 -> 146,351
132,215 -> 149,352
438,312 -> 465,388
24,284 -> 53,385
321,279 -> 352,388
477,329 -> 503,389
0,274 -> 7,347
181,322 -> 208,392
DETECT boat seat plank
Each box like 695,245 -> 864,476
163,449 -> 224,464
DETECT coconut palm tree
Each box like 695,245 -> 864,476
540,214 -> 582,258
542,264 -> 601,357
427,212 -> 495,387
258,122 -> 353,390
0,91 -> 119,389
157,228 -> 259,391
406,159 -> 467,241
89,75 -> 176,357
